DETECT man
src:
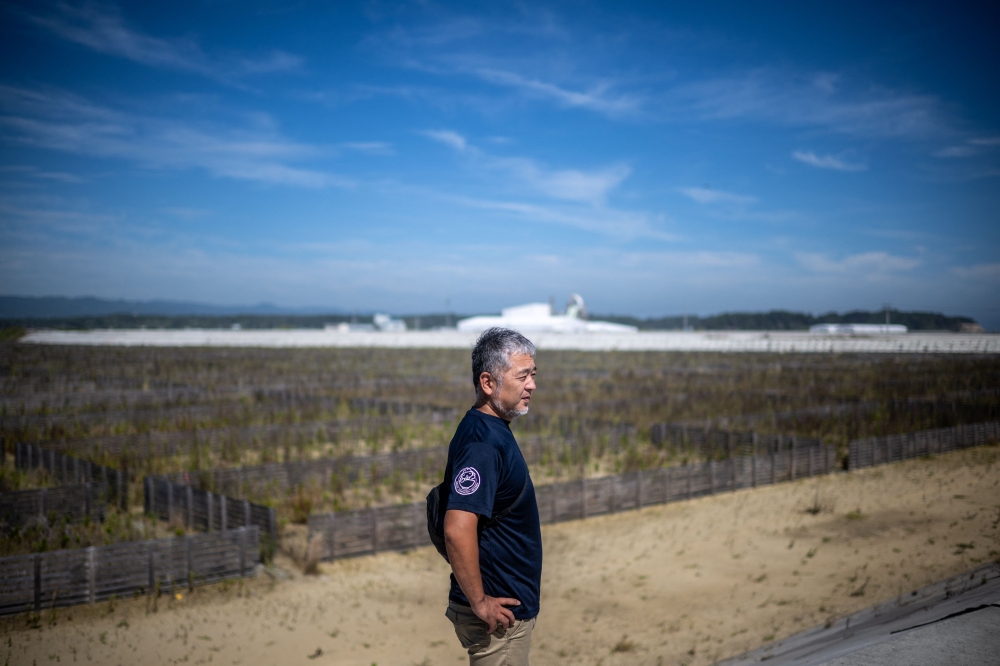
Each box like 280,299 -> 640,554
442,327 -> 542,665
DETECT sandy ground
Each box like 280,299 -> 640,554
4,445 -> 998,666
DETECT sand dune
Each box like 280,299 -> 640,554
4,445 -> 998,666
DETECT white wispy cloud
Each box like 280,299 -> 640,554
0,165 -> 85,183
341,141 -> 394,155
449,194 -> 675,240
677,187 -> 756,205
795,251 -> 920,274
670,70 -> 949,139
0,86 -> 351,189
953,262 -> 1000,280
933,136 -> 1000,158
419,129 -> 467,151
21,4 -> 302,83
792,151 -> 867,171
473,68 -> 639,116
491,158 -> 631,205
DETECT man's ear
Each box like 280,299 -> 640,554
478,371 -> 495,397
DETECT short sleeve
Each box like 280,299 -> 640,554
447,442 -> 501,517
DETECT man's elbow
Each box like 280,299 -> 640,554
444,510 -> 477,546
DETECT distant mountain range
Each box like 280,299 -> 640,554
0,296 -> 981,332
0,295 -> 345,319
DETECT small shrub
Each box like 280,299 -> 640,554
612,636 -> 637,653
302,535 -> 323,575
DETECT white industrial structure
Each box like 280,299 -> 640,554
809,323 -> 908,335
457,294 -> 638,334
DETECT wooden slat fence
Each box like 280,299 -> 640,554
168,448 -> 450,498
307,444 -> 836,561
12,442 -> 127,510
143,477 -> 276,542
649,425 -> 822,460
166,428 -> 680,501
848,421 -> 1000,470
0,526 -> 258,616
0,484 -> 108,529
32,415 -> 400,460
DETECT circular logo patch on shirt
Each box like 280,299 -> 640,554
454,467 -> 481,496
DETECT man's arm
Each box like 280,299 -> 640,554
444,509 -> 520,632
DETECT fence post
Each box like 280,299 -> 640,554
220,495 -> 228,531
771,450 -> 776,484
243,500 -> 251,528
636,471 -> 643,509
808,446 -> 814,477
709,461 -> 715,495
34,554 -> 42,612
186,485 -> 194,529
88,547 -> 96,604
167,478 -> 174,524
790,437 -> 797,481
84,483 -> 91,521
238,528 -> 246,577
39,488 -> 47,522
268,507 -> 277,543
186,535 -> 193,592
327,513 -> 336,560
581,478 -> 587,519
117,470 -> 125,511
207,492 -> 214,531
686,464 -> 692,499
371,508 -> 378,554
145,477 -> 152,516
74,457 -> 80,485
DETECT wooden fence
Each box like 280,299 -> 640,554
0,526 -> 259,616
308,444 -> 836,561
1,484 -> 108,529
144,477 -> 277,542
13,442 -> 127,510
168,445 -> 456,498
166,427 -> 691,501
27,415 -> 400,461
649,425 -> 822,458
848,421 -> 1000,470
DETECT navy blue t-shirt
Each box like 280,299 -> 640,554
443,409 -> 542,620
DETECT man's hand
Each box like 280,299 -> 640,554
471,595 -> 521,634
444,509 -> 522,633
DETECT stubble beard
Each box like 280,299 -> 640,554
490,394 -> 529,421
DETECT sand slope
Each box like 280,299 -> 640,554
4,446 -> 998,666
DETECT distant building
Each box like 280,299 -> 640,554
373,314 -> 407,332
809,323 -> 908,335
457,294 -> 638,334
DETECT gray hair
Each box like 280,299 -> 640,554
471,327 -> 536,395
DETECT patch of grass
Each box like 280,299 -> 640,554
849,577 -> 870,597
612,636 -> 638,653
846,509 -> 866,521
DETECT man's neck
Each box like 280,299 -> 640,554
475,400 -> 509,422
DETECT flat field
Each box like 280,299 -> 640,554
5,445 -> 997,666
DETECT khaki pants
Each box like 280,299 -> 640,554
446,601 -> 536,666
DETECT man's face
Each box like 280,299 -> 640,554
493,353 -> 537,417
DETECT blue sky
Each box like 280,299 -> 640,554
1,1 -> 998,325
